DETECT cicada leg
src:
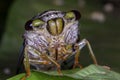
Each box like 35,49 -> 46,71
78,39 -> 98,64
21,45 -> 31,80
59,45 -> 73,60
73,44 -> 82,68
73,39 -> 98,69
44,54 -> 62,74
32,48 -> 62,75
29,59 -> 49,65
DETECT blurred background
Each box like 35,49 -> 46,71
0,0 -> 120,79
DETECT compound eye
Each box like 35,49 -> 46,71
32,19 -> 45,28
25,20 -> 33,30
65,10 -> 81,20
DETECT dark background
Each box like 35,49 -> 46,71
0,0 -> 120,79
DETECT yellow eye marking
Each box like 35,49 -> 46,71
64,12 -> 75,19
32,19 -> 44,27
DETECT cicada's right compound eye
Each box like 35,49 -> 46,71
25,20 -> 33,30
64,10 -> 81,21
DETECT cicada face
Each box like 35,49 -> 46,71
23,10 -> 81,70
25,10 -> 81,43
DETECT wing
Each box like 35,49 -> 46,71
16,40 -> 25,74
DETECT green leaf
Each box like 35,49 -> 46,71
7,65 -> 120,80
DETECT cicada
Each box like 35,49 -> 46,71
18,10 -> 98,80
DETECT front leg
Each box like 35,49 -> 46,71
78,39 -> 98,65
44,54 -> 62,74
33,47 -> 62,75
73,39 -> 98,69
21,45 -> 31,80
73,44 -> 82,68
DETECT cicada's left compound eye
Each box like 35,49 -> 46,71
25,20 -> 33,30
64,10 -> 81,21
25,19 -> 45,31
32,19 -> 45,29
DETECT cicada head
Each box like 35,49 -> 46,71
25,10 -> 80,33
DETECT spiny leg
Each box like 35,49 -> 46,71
34,48 -> 62,74
73,39 -> 98,69
29,59 -> 50,65
73,44 -> 82,68
44,54 -> 62,74
78,39 -> 98,65
59,45 -> 73,60
21,45 -> 31,80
